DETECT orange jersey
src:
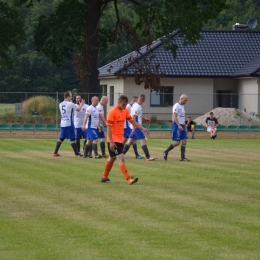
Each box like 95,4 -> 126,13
106,106 -> 132,143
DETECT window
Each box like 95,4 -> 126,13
109,86 -> 114,106
150,86 -> 174,107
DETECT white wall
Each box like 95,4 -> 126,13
237,78 -> 259,114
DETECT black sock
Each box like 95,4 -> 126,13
100,141 -> 105,155
142,144 -> 150,158
54,139 -> 62,154
132,143 -> 139,156
165,144 -> 174,153
76,140 -> 80,152
84,144 -> 90,157
181,145 -> 186,159
93,143 -> 98,156
88,144 -> 93,156
71,141 -> 78,155
123,143 -> 130,155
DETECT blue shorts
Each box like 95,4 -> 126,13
97,127 -> 105,139
75,127 -> 84,140
60,125 -> 75,140
124,126 -> 132,139
129,128 -> 145,140
171,124 -> 187,141
84,128 -> 99,141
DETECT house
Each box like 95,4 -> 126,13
98,28 -> 260,120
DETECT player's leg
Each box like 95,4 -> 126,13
133,141 -> 143,159
163,124 -> 180,160
122,138 -> 135,155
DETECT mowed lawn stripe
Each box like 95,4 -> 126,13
0,139 -> 260,259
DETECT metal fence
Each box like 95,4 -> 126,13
0,91 -> 259,127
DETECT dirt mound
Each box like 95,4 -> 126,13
194,107 -> 260,126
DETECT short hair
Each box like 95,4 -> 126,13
209,112 -> 214,115
64,91 -> 71,99
132,96 -> 138,99
139,94 -> 145,101
76,94 -> 84,99
118,95 -> 128,103
188,116 -> 191,118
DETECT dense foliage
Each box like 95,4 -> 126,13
1,0 -> 260,102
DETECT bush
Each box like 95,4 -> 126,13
23,96 -> 57,124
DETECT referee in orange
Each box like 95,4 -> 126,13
101,95 -> 149,185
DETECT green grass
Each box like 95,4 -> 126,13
0,139 -> 260,260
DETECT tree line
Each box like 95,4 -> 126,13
1,0 -> 260,103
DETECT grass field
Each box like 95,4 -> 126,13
0,138 -> 260,260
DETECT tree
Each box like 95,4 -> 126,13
15,0 -> 228,96
0,1 -> 25,68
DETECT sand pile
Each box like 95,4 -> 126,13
194,107 -> 260,126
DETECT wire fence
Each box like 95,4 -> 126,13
0,91 -> 259,128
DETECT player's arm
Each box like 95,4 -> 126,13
82,113 -> 89,131
130,119 -> 149,136
99,113 -> 106,126
76,99 -> 85,112
142,116 -> 150,122
173,112 -> 183,130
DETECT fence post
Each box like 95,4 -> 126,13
56,92 -> 59,138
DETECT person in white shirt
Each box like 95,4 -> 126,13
74,95 -> 89,152
123,94 -> 156,161
82,96 -> 102,159
163,94 -> 190,161
123,96 -> 143,159
205,112 -> 219,139
53,91 -> 84,157
96,96 -> 108,157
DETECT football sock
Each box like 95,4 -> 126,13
165,144 -> 174,153
102,161 -> 113,179
93,143 -> 98,156
181,145 -> 186,159
119,163 -> 131,180
133,143 -> 139,156
84,144 -> 90,157
123,143 -> 130,155
53,139 -> 62,154
141,144 -> 150,158
88,144 -> 93,156
76,140 -> 80,152
100,141 -> 106,155
71,141 -> 79,155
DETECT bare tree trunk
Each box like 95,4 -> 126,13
79,0 -> 103,102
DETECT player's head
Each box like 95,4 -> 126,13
64,91 -> 72,101
131,96 -> 138,104
179,94 -> 188,105
117,95 -> 128,110
138,94 -> 145,104
100,96 -> 108,106
76,94 -> 84,104
209,112 -> 214,118
91,96 -> 99,107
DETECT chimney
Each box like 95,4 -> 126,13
232,23 -> 248,30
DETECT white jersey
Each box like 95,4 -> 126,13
172,102 -> 185,125
124,103 -> 134,128
59,100 -> 77,127
74,104 -> 89,128
85,105 -> 100,129
96,103 -> 104,127
130,102 -> 142,129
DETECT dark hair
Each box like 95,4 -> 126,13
118,95 -> 128,103
209,112 -> 214,115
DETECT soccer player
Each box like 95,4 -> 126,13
96,96 -> 109,157
163,94 -> 190,161
53,91 -> 84,157
205,112 -> 219,139
74,95 -> 89,152
124,96 -> 144,159
101,95 -> 149,184
123,94 -> 156,161
82,96 -> 102,158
